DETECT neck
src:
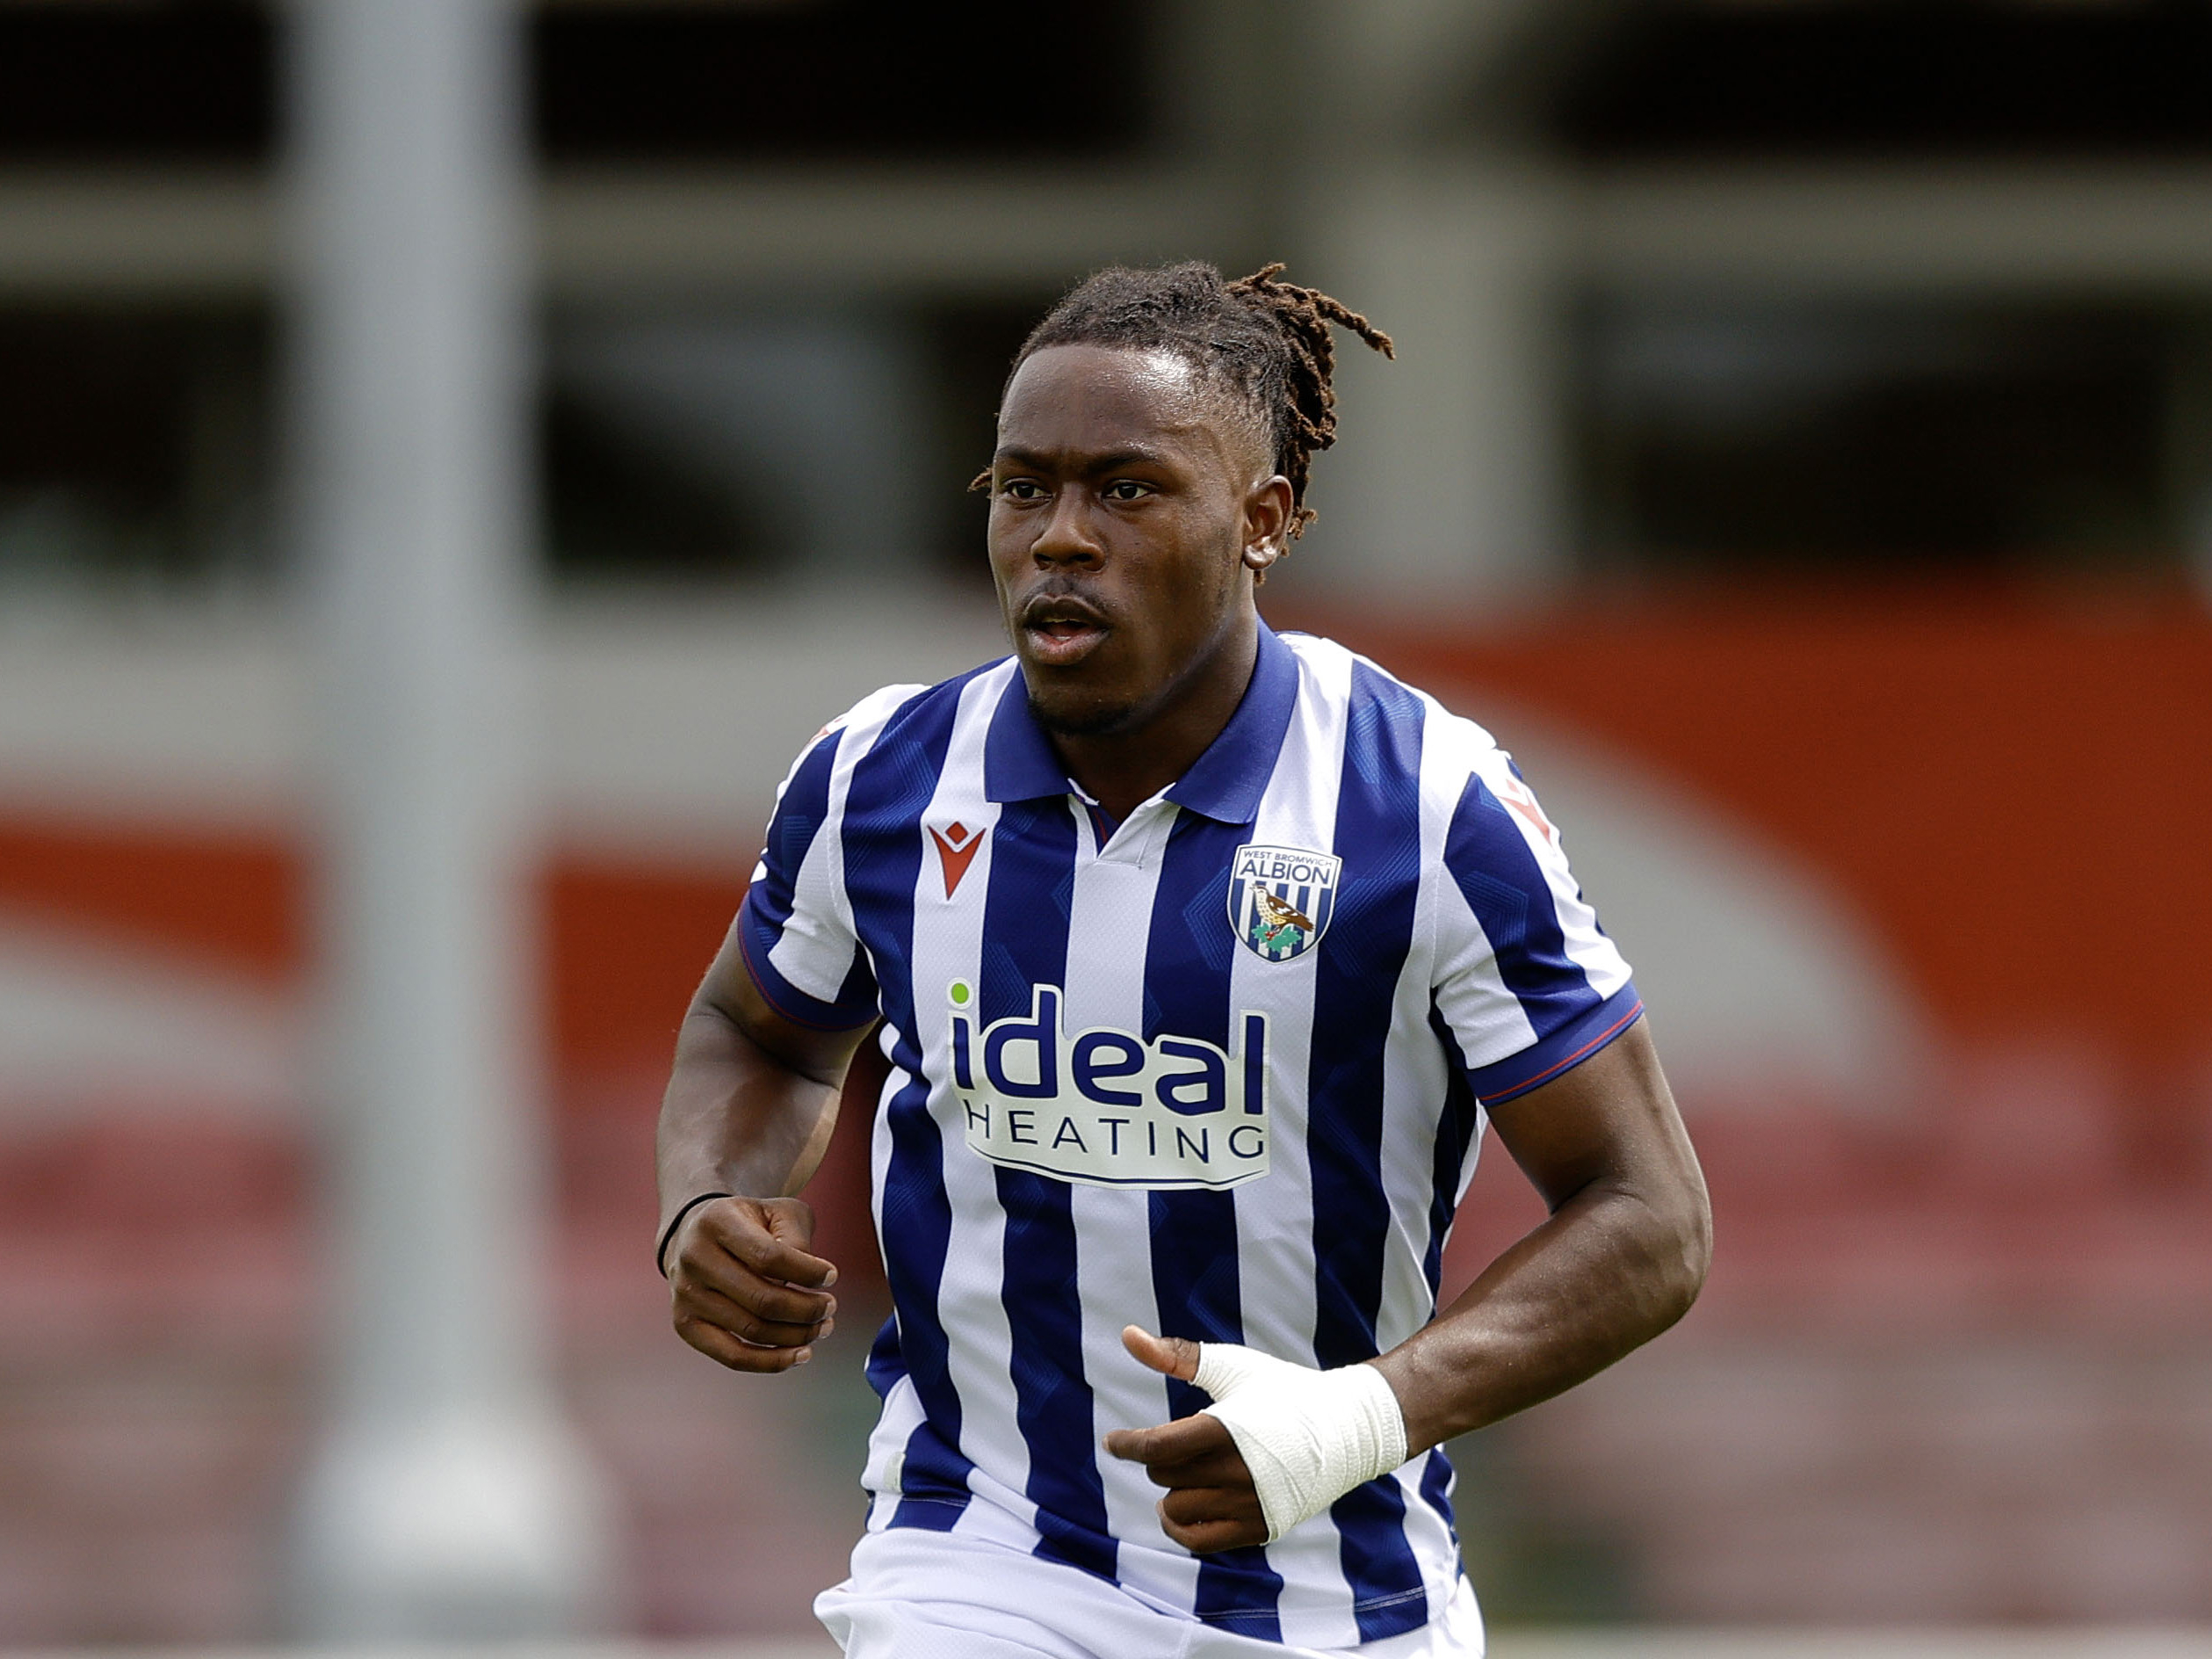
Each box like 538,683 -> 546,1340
1050,609 -> 1260,824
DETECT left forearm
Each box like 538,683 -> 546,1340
1111,1177 -> 1708,1553
1115,1025 -> 1706,1551
1372,1173 -> 1710,1454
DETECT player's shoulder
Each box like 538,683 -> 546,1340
807,657 -> 1016,757
1275,629 -> 1513,793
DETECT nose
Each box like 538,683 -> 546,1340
1030,487 -> 1104,569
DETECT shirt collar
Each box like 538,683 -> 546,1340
982,621 -> 1300,826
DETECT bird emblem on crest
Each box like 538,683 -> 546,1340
1248,887 -> 1315,953
1226,843 -> 1341,963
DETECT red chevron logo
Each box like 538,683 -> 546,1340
1498,776 -> 1557,846
929,820 -> 985,898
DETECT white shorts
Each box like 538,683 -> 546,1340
816,1527 -> 1485,1659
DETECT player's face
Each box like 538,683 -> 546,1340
987,344 -> 1277,737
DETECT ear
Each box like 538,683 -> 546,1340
1240,475 -> 1295,574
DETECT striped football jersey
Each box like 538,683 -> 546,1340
738,624 -> 1640,1649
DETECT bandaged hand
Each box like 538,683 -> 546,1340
1104,1327 -> 1409,1548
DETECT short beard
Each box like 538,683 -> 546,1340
1026,687 -> 1144,739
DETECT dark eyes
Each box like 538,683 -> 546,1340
994,478 -> 1156,503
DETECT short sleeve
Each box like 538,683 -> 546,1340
1430,750 -> 1641,1105
736,719 -> 880,1032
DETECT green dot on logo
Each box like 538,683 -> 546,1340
949,979 -> 972,1006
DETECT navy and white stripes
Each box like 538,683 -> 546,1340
739,626 -> 1639,1648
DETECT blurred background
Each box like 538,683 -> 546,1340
1,0 -> 2209,1648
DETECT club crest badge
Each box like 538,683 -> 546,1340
1226,844 -> 1341,963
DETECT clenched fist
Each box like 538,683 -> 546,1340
665,1195 -> 839,1373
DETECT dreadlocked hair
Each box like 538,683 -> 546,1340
994,261 -> 1393,541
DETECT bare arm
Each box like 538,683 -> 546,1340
655,919 -> 874,1373
1108,1018 -> 1711,1550
1370,1017 -> 1711,1449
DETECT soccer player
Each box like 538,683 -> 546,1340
655,263 -> 1711,1656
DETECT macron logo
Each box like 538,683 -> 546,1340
1497,776 -> 1557,847
929,820 -> 985,898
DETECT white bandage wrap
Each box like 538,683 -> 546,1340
1193,1342 -> 1409,1544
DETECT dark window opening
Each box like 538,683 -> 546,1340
0,2 -> 1158,165
0,308 -> 275,598
534,3 -> 1157,163
541,294 -> 1052,594
1552,1 -> 2212,160
0,4 -> 271,163
1573,299 -> 2204,576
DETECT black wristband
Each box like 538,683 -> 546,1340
657,1191 -> 733,1279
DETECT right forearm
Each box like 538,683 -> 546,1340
656,925 -> 864,1371
654,1003 -> 841,1235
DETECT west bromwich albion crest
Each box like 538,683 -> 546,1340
1227,843 -> 1341,963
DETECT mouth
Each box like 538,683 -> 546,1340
1018,592 -> 1113,669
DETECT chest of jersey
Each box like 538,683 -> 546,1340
948,980 -> 1273,1188
844,779 -> 1414,1195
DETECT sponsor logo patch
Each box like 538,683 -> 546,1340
929,821 -> 985,898
948,981 -> 1269,1191
1226,843 -> 1341,963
